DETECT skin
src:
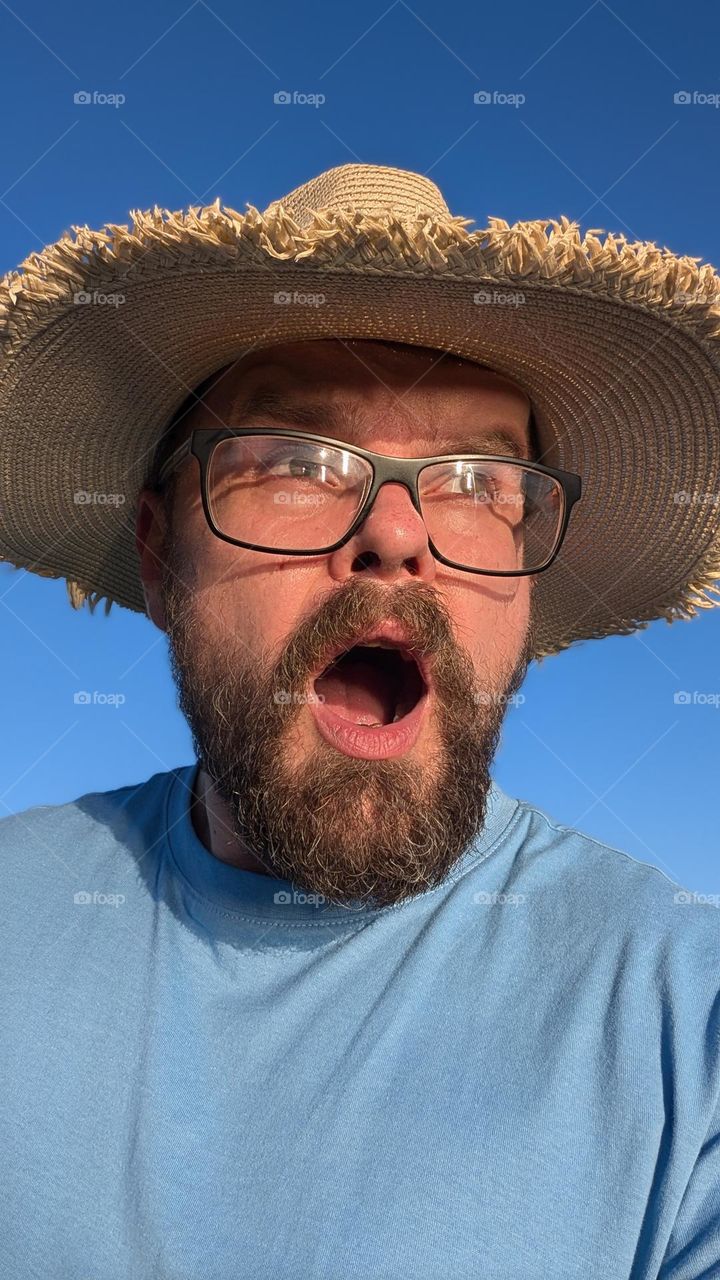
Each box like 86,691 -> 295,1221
135,338 -> 534,903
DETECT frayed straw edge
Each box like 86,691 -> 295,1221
533,550 -> 720,662
0,559 -> 115,616
3,200 -> 720,352
66,577 -> 114,616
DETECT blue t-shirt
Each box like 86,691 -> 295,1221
1,762 -> 719,1280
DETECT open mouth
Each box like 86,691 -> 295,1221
308,627 -> 431,760
313,642 -> 426,726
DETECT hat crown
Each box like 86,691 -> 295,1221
264,162 -> 452,226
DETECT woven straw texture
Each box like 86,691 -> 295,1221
1,161 -> 720,660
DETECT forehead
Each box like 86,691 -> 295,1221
162,339 -> 534,463
222,341 -> 526,424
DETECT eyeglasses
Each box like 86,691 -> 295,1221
157,427 -> 582,576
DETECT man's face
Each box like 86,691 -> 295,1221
137,338 -> 535,909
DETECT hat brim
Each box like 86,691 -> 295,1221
1,200 -> 720,660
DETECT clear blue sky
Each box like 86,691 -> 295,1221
1,0 -> 719,893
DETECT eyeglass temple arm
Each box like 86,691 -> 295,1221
157,437 -> 192,487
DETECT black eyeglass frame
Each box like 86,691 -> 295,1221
157,426 -> 582,577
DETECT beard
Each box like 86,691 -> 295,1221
160,532 -> 534,911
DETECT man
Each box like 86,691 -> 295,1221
1,163 -> 719,1279
139,336 -> 540,908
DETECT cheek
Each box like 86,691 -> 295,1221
452,577 -> 531,675
170,480 -> 326,658
187,538 -> 324,660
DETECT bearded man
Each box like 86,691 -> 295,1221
1,163 -> 719,1280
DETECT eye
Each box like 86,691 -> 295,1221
264,450 -> 343,487
288,457 -> 329,481
452,467 -> 497,498
426,464 -> 504,499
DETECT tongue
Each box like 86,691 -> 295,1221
314,658 -> 396,726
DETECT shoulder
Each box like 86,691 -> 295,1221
491,782 -> 720,963
0,765 -> 189,890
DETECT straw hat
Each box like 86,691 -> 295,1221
1,161 -> 720,660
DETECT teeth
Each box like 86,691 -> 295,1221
361,717 -> 401,726
363,639 -> 411,650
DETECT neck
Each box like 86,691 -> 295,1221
190,765 -> 274,877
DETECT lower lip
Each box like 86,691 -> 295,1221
308,690 -> 429,759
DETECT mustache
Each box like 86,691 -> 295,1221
268,577 -> 459,692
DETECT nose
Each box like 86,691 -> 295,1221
326,481 -> 437,583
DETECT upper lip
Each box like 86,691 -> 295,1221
311,620 -> 433,694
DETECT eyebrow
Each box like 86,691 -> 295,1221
227,387 -> 529,460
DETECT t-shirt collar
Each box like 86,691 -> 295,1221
165,760 -> 519,925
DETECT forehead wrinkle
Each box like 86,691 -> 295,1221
229,386 -> 366,437
228,384 -> 422,445
226,384 -> 529,458
226,359 -> 446,439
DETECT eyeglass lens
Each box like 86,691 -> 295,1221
205,434 -> 564,572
